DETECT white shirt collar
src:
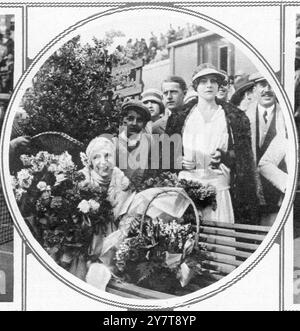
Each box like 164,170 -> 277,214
258,103 -> 275,115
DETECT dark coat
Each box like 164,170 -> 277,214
164,98 -> 259,225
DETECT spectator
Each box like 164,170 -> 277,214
5,30 -> 14,56
158,33 -> 167,49
167,24 -> 176,44
116,100 -> 152,188
246,72 -> 286,226
0,33 -> 7,64
230,75 -> 255,111
216,70 -> 230,102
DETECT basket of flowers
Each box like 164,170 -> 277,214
110,187 -> 207,296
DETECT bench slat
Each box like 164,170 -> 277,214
200,226 -> 266,242
202,243 -> 252,259
201,260 -> 236,274
202,253 -> 242,267
202,220 -> 271,233
199,234 -> 259,251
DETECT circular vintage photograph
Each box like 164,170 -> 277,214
1,7 -> 295,304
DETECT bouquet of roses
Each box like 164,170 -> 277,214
12,151 -> 114,274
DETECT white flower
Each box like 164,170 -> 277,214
48,163 -> 58,173
80,152 -> 88,168
31,160 -> 46,173
36,181 -> 48,191
15,188 -> 26,201
55,173 -> 66,185
57,152 -> 74,172
78,200 -> 90,214
17,169 -> 33,189
88,199 -> 100,212
20,155 -> 32,166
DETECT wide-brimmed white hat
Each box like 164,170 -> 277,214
192,67 -> 226,83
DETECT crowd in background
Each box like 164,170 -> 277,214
113,23 -> 206,65
0,29 -> 14,94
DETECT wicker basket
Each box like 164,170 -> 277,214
30,131 -> 85,167
138,187 -> 200,249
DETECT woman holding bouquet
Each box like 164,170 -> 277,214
79,136 -> 135,256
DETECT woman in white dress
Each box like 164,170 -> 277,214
179,64 -> 234,223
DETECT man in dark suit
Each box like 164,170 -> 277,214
246,72 -> 286,225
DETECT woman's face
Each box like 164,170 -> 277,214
196,74 -> 219,101
91,147 -> 115,179
217,77 -> 229,101
143,100 -> 161,121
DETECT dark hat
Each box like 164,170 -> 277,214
230,75 -> 254,106
121,100 -> 151,122
141,88 -> 164,113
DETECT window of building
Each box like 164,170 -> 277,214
219,46 -> 228,73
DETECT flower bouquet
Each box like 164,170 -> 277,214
138,171 -> 217,211
112,188 -> 207,296
12,151 -> 114,278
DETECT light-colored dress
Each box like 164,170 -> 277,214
179,104 -> 234,223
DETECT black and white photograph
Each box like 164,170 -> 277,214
0,13 -> 14,303
0,1 -> 299,311
2,7 -> 292,302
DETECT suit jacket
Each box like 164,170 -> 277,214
246,101 -> 286,210
246,101 -> 286,165
152,114 -> 169,135
258,135 -> 287,194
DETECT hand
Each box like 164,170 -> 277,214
10,136 -> 31,150
182,157 -> 196,170
210,150 -> 221,168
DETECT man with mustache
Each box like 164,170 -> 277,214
246,72 -> 286,225
116,100 -> 152,189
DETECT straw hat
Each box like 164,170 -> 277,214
192,63 -> 226,84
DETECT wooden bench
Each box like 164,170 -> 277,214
106,221 -> 271,299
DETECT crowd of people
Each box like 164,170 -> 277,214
0,29 -> 14,94
113,23 -> 206,65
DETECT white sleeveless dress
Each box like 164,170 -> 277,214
179,104 -> 235,223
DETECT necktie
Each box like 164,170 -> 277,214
263,110 -> 268,124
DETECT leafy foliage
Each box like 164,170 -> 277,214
22,36 -> 123,145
